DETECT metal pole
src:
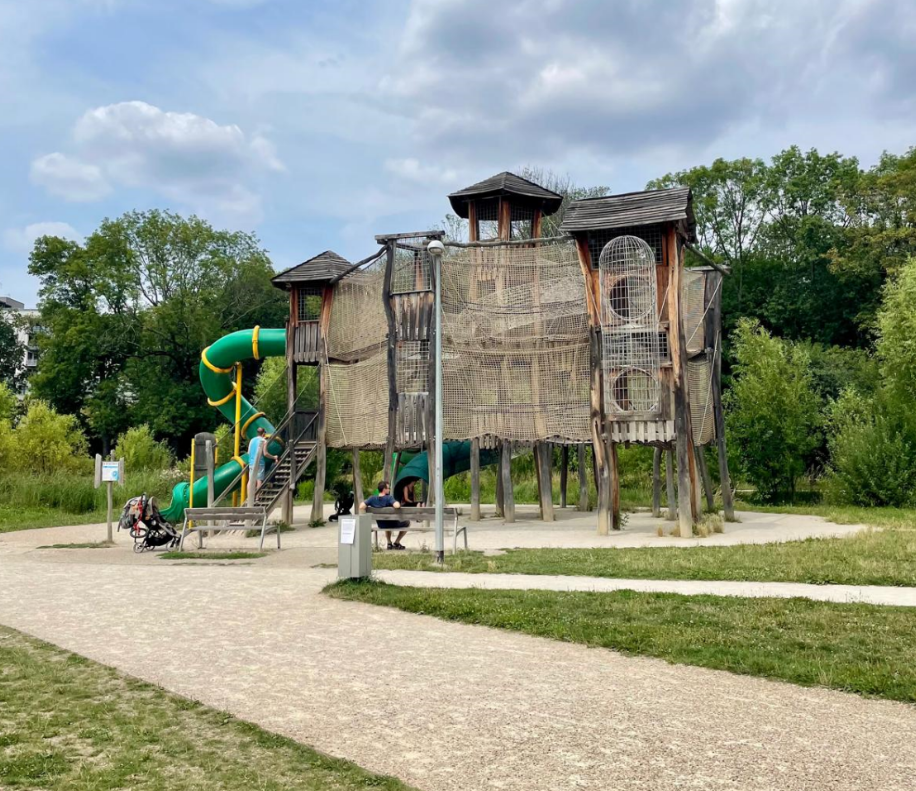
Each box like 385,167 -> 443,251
106,482 -> 113,543
429,241 -> 445,563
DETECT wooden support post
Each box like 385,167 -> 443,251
652,447 -> 662,518
707,271 -> 736,521
501,440 -> 515,523
577,444 -> 589,511
495,442 -> 505,517
575,237 -> 612,536
282,358 -> 297,526
560,445 -> 569,508
310,363 -> 328,524
665,447 -> 677,521
470,437 -> 481,521
352,449 -> 363,507
536,442 -> 555,522
696,446 -> 715,512
609,440 -> 620,530
667,229 -> 698,537
382,240 -> 398,485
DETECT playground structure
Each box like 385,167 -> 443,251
157,171 -> 732,537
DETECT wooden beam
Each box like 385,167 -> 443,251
652,446 -> 662,518
501,440 -> 515,523
352,449 -> 363,506
470,437 -> 481,521
577,444 -> 589,512
536,442 -> 555,522
282,321 -> 297,526
574,235 -> 611,535
707,271 -> 736,521
609,440 -> 620,530
310,363 -> 328,524
495,444 -> 505,517
382,240 -> 398,483
665,447 -> 677,521
667,227 -> 698,537
560,445 -> 569,508
696,446 -> 715,512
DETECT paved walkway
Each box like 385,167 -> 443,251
375,569 -> 916,607
0,544 -> 914,790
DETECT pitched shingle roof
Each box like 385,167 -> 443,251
448,171 -> 563,218
561,187 -> 695,240
272,251 -> 352,289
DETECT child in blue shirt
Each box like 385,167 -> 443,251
360,480 -> 406,550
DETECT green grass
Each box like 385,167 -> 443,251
159,551 -> 268,561
0,625 -> 413,790
373,525 -> 916,586
327,580 -> 916,703
37,542 -> 112,550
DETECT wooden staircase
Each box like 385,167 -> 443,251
253,439 -> 317,517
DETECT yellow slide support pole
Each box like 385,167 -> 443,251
235,363 -> 247,505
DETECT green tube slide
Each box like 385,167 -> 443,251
159,327 -> 285,523
393,441 -> 501,496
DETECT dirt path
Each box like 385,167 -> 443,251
375,569 -> 916,606
0,549 -> 914,790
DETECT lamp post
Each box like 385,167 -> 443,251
427,239 -> 446,563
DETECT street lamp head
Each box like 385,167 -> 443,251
427,240 -> 445,258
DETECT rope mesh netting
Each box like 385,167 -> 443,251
325,256 -> 386,362
439,240 -> 591,442
326,351 -> 389,449
688,356 -> 715,445
682,269 -> 707,355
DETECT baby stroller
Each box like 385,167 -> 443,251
118,494 -> 180,553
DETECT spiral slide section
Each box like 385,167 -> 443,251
159,327 -> 285,523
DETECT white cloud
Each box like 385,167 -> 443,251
30,153 -> 110,201
3,221 -> 82,253
384,158 -> 458,186
31,101 -> 284,224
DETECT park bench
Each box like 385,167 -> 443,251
179,506 -> 277,551
364,507 -> 467,553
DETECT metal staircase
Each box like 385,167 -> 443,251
213,409 -> 317,520
254,438 -> 317,515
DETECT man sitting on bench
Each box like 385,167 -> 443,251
359,480 -> 406,551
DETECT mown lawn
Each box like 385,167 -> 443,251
0,505 -> 109,534
159,551 -> 267,561
374,512 -> 916,587
0,625 -> 413,791
327,580 -> 916,703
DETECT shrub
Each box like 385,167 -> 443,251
724,319 -> 821,501
113,424 -> 173,471
824,390 -> 916,507
14,400 -> 88,475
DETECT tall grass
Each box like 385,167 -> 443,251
0,469 -> 182,515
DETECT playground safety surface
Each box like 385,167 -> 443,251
1,510 -> 915,791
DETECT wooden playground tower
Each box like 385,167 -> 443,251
270,172 -> 733,536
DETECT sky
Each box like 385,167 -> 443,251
1,0 -> 914,306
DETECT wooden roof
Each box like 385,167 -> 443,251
448,171 -> 563,218
561,187 -> 695,240
272,250 -> 352,289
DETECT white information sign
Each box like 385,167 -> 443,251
101,461 -> 121,483
339,516 -> 356,546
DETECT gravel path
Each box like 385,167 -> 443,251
375,569 -> 916,606
0,550 -> 914,790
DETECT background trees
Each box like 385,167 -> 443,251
28,210 -> 287,453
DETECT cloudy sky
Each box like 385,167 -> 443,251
1,0 -> 914,305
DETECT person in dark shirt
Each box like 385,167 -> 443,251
359,480 -> 407,550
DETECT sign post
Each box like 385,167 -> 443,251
95,455 -> 124,543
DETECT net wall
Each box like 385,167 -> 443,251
391,239 -> 433,295
440,240 -> 591,442
682,269 -> 707,355
688,356 -> 715,445
326,257 -> 387,362
326,350 -> 389,448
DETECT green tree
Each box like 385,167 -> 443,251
876,254 -> 916,405
724,319 -> 821,500
113,425 -> 173,471
29,211 -> 288,451
0,311 -> 25,390
14,400 -> 88,474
